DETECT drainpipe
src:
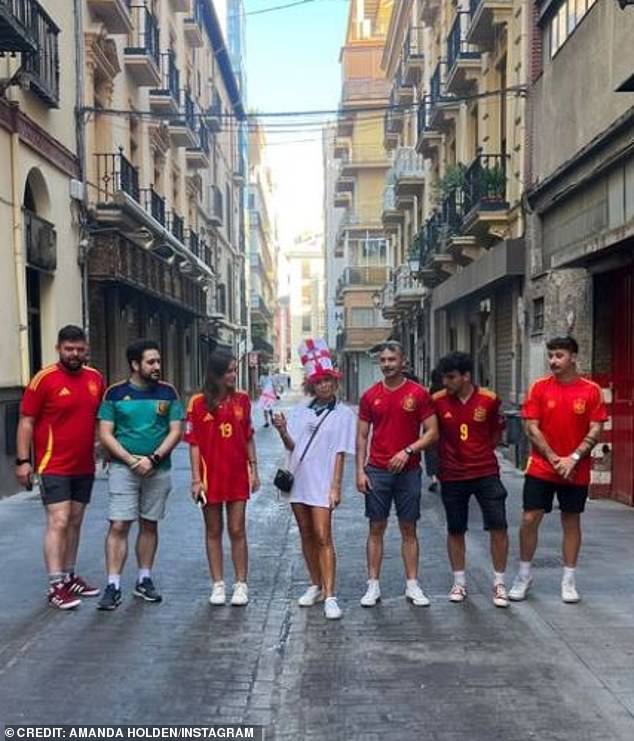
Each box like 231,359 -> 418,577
11,125 -> 30,387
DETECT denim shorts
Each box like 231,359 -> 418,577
364,466 -> 422,522
440,476 -> 508,534
108,462 -> 172,522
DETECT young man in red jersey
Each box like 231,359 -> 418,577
433,352 -> 509,608
16,325 -> 105,610
509,336 -> 607,604
356,341 -> 438,607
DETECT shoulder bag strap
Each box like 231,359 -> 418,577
294,406 -> 335,470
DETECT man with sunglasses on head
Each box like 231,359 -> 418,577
356,341 -> 438,607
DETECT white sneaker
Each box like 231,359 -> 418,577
509,575 -> 533,601
360,580 -> 381,607
209,581 -> 226,606
324,597 -> 342,620
405,581 -> 431,607
492,583 -> 510,608
448,584 -> 467,603
231,581 -> 249,606
561,581 -> 580,604
298,585 -> 324,607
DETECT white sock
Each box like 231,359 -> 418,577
453,570 -> 466,587
406,578 -> 419,589
138,568 -> 151,582
562,566 -> 576,584
108,574 -> 120,589
494,571 -> 506,586
518,561 -> 532,579
368,578 -> 379,586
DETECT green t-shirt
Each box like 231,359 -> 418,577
98,380 -> 184,469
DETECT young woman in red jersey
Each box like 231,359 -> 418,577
185,349 -> 260,607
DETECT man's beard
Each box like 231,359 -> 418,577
141,371 -> 160,384
60,357 -> 83,372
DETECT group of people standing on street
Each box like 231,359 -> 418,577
15,325 -> 606,621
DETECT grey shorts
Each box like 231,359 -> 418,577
107,462 -> 172,522
365,466 -> 422,522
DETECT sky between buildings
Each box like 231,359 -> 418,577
245,0 -> 350,249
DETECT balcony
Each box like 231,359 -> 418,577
186,120 -> 211,170
336,266 -> 391,298
418,209 -> 458,287
124,5 -> 160,86
335,171 -> 355,194
94,149 -> 140,205
170,88 -> 197,147
393,64 -> 414,106
169,211 -> 184,243
149,51 -> 180,115
209,185 -> 223,227
24,209 -> 56,272
334,136 -> 352,161
403,26 -> 424,86
141,187 -> 166,226
416,96 -> 442,157
87,0 -> 132,34
445,12 -> 481,96
183,0 -> 204,47
339,147 -> 387,176
382,183 -> 403,226
380,278 -> 398,320
250,292 -> 273,323
0,0 -> 39,52
188,229 -> 200,258
207,88 -> 222,132
467,0 -> 513,48
461,153 -> 510,240
341,78 -> 390,108
383,108 -> 401,150
21,3 -> 59,106
394,263 -> 425,307
394,146 -> 425,198
334,189 -> 352,209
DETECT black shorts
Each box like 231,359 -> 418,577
523,475 -> 588,514
440,476 -> 508,535
365,466 -> 422,522
39,475 -> 94,507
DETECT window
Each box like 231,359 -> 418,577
360,238 -> 387,265
348,308 -> 378,328
302,313 -> 312,332
533,297 -> 545,334
545,0 -> 597,59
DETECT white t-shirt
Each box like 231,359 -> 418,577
286,400 -> 357,508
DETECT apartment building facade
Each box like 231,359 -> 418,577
247,120 -> 278,394
332,0 -> 393,402
525,0 -> 634,505
0,0 -> 83,491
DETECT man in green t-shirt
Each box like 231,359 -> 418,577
97,339 -> 184,611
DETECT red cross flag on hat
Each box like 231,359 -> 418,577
298,338 -> 342,383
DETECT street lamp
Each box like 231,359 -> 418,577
407,253 -> 420,277
372,291 -> 382,309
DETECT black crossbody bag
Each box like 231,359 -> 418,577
274,407 -> 334,493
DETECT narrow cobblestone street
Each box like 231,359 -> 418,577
1,398 -> 634,740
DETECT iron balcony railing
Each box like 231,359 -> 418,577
94,149 -> 140,203
462,153 -> 508,215
470,0 -> 483,18
196,120 -> 210,153
178,88 -> 196,130
0,0 -> 38,52
418,212 -> 444,266
417,96 -> 433,137
403,26 -> 424,63
188,229 -> 199,258
126,5 -> 159,68
447,11 -> 479,75
430,62 -> 442,106
208,88 -> 222,131
156,50 -> 179,101
169,211 -> 184,243
338,266 -> 391,289
21,0 -> 59,106
141,187 -> 166,226
394,146 -> 424,179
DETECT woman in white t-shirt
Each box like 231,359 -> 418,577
273,368 -> 356,620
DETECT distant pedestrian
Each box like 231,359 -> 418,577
273,340 -> 355,620
424,368 -> 443,492
16,325 -> 105,610
509,336 -> 607,604
356,341 -> 438,607
97,340 -> 184,611
433,352 -> 509,608
257,373 -> 276,427
185,349 -> 260,607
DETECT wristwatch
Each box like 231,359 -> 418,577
15,457 -> 30,466
404,447 -> 414,456
571,452 -> 581,462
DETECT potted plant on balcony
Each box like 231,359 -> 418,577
480,164 -> 507,207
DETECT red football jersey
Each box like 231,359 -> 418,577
433,387 -> 505,482
20,364 -> 105,476
185,391 -> 254,503
522,375 -> 608,486
358,379 -> 435,471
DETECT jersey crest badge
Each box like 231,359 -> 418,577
157,401 -> 170,416
473,406 -> 487,422
402,394 -> 416,412
573,399 -> 586,415
88,380 -> 99,397
547,399 -> 557,409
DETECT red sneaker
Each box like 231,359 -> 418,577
65,574 -> 100,598
48,583 -> 81,610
